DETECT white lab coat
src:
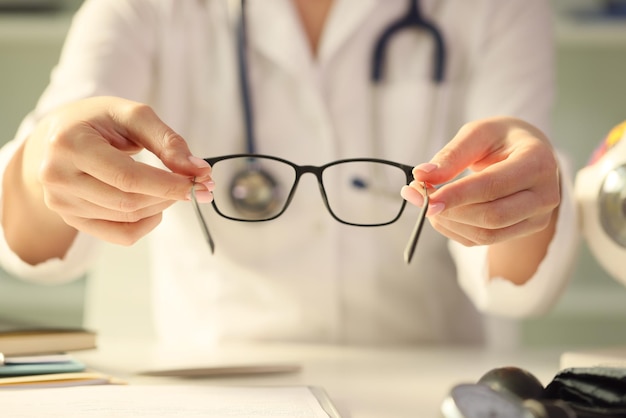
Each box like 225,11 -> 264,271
0,0 -> 579,346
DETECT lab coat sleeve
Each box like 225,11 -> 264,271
0,0 -> 163,284
451,152 -> 580,317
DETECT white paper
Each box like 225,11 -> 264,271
0,385 -> 338,417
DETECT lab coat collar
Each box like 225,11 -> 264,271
243,0 -> 379,77
317,0 -> 378,63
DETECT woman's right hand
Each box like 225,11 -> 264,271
3,96 -> 213,264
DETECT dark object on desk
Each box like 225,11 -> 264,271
478,366 -> 545,401
544,367 -> 626,418
441,366 -> 576,418
0,322 -> 96,356
442,383 -> 574,418
443,366 -> 626,418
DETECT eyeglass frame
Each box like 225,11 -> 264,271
191,153 -> 429,264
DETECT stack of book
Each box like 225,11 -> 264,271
0,324 -> 122,388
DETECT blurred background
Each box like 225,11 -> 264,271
0,0 -> 625,348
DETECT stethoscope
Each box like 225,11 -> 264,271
229,0 -> 446,217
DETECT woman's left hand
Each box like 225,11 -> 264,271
401,116 -> 560,248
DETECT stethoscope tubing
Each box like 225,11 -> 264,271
370,0 -> 446,84
237,0 -> 257,154
237,0 -> 447,155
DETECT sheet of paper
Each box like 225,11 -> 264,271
0,385 -> 340,418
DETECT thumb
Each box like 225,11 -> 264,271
102,96 -> 212,178
412,119 -> 512,185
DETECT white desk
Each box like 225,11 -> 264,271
74,338 -> 564,418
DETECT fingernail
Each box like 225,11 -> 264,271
189,155 -> 210,168
427,202 -> 445,216
414,163 -> 438,174
401,185 -> 424,207
187,183 -> 213,203
193,190 -> 214,203
202,181 -> 215,191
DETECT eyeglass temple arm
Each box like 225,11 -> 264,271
191,184 -> 216,254
403,182 -> 429,264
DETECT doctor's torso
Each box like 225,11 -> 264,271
31,0 -> 554,345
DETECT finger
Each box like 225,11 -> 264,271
412,118 -> 552,187
72,137 -> 201,201
101,97 -> 213,178
42,106 -> 213,201
428,219 -> 476,247
412,119 -> 513,185
428,143 -> 558,212
62,213 -> 164,246
47,170 -> 170,211
401,182 -> 444,216
441,189 -> 550,230
431,213 -> 549,247
401,184 -> 425,207
46,189 -> 175,224
43,127 -> 215,204
430,165 -> 532,211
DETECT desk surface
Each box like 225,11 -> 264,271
73,338 -> 564,418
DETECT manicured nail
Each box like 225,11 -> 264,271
189,155 -> 210,168
414,163 -> 438,174
202,181 -> 215,191
193,190 -> 214,203
187,183 -> 213,203
401,185 -> 424,207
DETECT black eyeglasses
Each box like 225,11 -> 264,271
191,154 -> 429,264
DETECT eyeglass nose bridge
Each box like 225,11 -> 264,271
287,164 -> 336,219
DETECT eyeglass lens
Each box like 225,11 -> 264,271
207,156 -> 408,226
322,160 -> 410,225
